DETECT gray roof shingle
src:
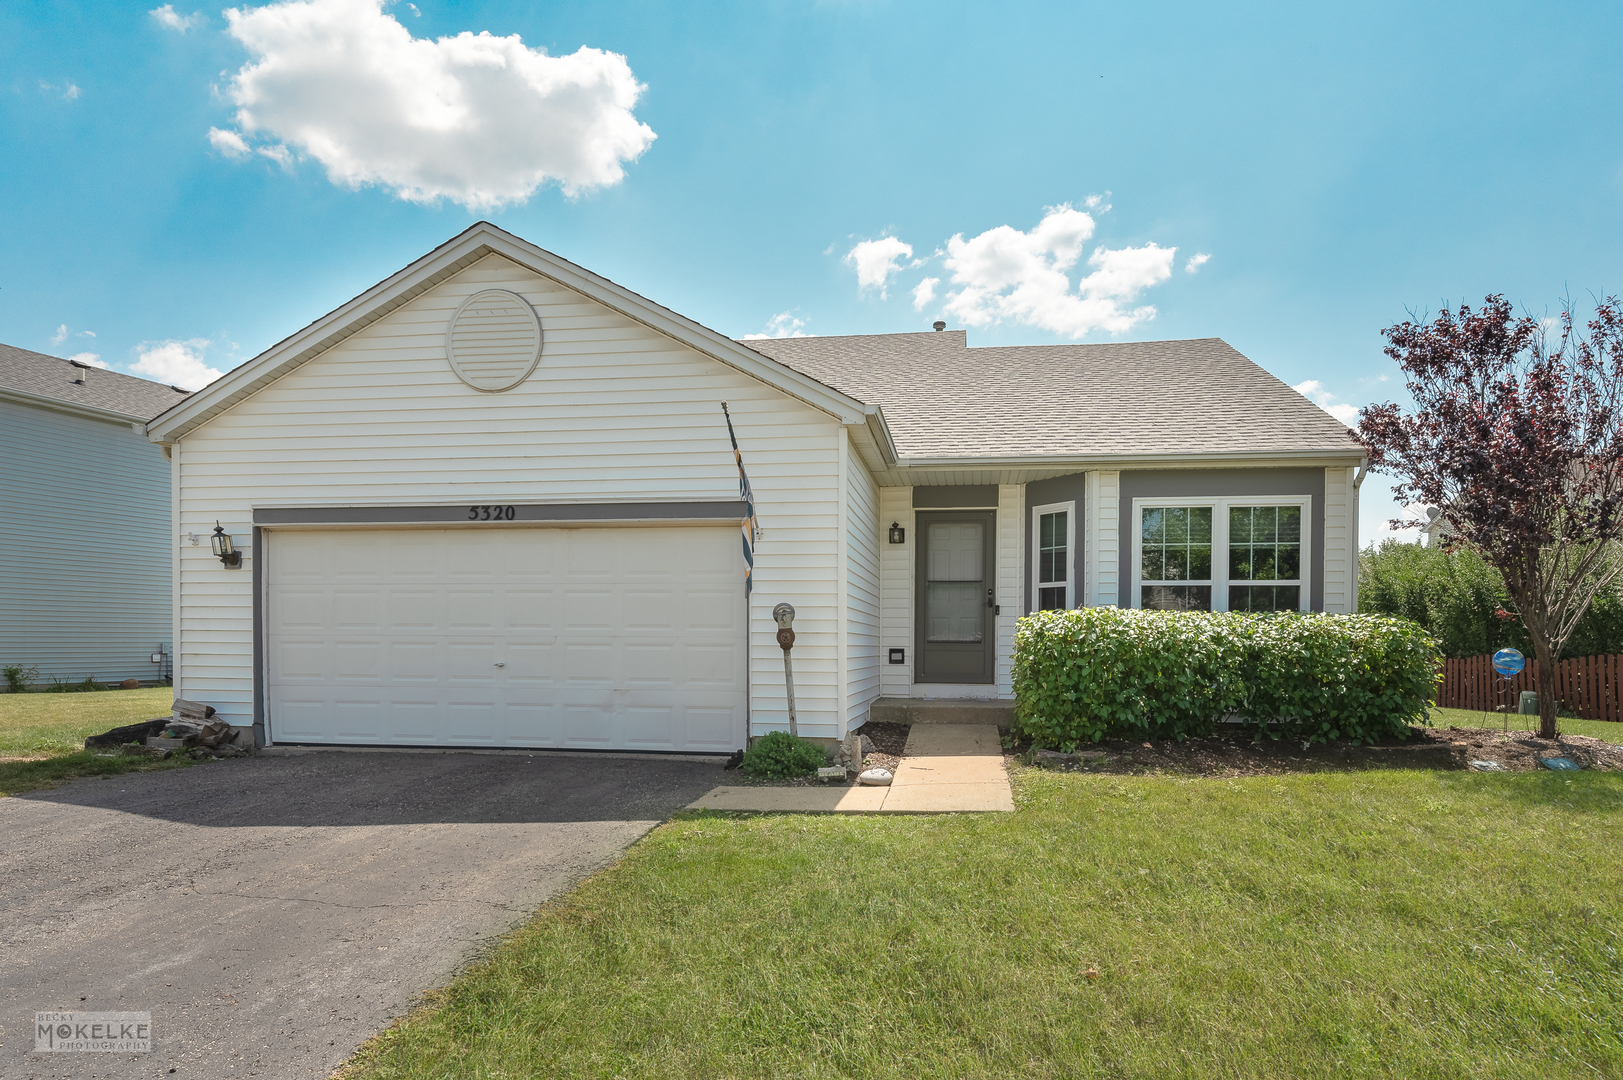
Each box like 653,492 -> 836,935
738,331 -> 1362,460
0,342 -> 193,421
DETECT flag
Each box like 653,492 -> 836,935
721,402 -> 759,596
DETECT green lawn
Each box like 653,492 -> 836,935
0,686 -> 173,757
342,766 -> 1623,1080
0,686 -> 189,795
1431,705 -> 1623,744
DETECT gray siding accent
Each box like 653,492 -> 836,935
0,398 -> 172,683
913,485 -> 998,508
1117,468 -> 1326,611
1023,473 -> 1087,612
253,501 -> 748,525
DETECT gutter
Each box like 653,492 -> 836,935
885,448 -> 1369,471
0,386 -> 155,427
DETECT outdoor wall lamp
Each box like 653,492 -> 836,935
211,522 -> 242,569
888,521 -> 906,544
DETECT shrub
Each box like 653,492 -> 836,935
1358,538 -> 1623,659
2,664 -> 38,693
1012,608 -> 1441,748
740,730 -> 828,779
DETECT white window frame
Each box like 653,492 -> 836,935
1130,496 -> 1312,612
1031,500 -> 1077,611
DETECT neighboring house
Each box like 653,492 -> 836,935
1,344 -> 192,686
146,222 -> 1366,751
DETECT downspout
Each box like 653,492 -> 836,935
1352,460 -> 1369,611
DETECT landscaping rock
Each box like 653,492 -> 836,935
858,767 -> 893,786
816,766 -> 846,781
1469,760 -> 1509,772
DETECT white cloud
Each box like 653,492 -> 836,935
69,353 -> 107,368
1293,379 -> 1360,426
211,0 -> 656,209
407,2 -> 420,14
151,4 -> 204,31
844,237 -> 913,298
132,339 -> 225,390
63,83 -> 80,101
1184,252 -> 1211,273
938,204 -> 1177,337
51,324 -> 68,345
911,276 -> 939,311
208,126 -> 251,158
256,142 -> 294,167
742,312 -> 810,340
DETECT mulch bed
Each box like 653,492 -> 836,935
1010,725 -> 1623,777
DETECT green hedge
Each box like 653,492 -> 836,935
1012,608 -> 1441,748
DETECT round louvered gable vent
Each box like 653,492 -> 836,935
445,289 -> 543,392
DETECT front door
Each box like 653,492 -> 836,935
915,511 -> 996,683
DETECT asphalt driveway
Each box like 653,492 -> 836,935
0,749 -> 723,1079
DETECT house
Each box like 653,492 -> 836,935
1,344 -> 192,686
145,222 -> 1366,751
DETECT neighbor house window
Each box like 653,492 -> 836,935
1140,506 -> 1213,611
1031,502 -> 1075,610
1133,497 -> 1311,612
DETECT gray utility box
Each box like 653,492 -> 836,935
1518,691 -> 1540,716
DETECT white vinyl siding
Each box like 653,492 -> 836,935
1323,465 -> 1354,613
1088,470 -> 1120,606
878,486 -> 913,696
0,398 -> 171,683
174,254 -> 846,738
995,483 -> 1022,697
844,438 -> 881,728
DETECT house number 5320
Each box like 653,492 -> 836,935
468,505 -> 516,521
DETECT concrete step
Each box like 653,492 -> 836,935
867,697 -> 1015,726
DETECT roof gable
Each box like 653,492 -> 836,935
146,222 -> 873,443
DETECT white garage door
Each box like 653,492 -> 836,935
266,527 -> 745,752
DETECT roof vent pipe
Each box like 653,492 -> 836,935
932,321 -> 946,332
69,358 -> 91,385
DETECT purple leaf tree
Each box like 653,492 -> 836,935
1359,294 -> 1623,739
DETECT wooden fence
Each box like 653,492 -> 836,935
1440,653 -> 1623,721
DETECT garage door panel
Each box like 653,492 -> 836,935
267,527 -> 744,751
385,590 -> 440,629
332,641 -> 384,681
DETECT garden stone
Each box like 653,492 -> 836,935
816,766 -> 846,781
858,768 -> 893,786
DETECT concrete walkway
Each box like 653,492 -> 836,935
687,723 -> 1013,813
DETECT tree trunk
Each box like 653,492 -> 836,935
1533,645 -> 1560,740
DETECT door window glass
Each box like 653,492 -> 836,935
926,522 -> 984,642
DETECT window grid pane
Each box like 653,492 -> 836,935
1038,511 -> 1068,594
1227,505 -> 1301,592
1141,506 -> 1213,584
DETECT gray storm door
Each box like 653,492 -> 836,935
915,511 -> 996,683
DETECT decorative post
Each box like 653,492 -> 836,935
773,602 -> 797,738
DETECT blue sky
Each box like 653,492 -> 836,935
3,0 -> 1620,543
